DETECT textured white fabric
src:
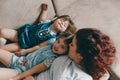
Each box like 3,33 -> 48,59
35,56 -> 92,80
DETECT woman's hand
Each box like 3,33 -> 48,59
23,76 -> 35,80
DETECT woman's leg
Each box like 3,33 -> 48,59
0,43 -> 20,52
0,68 -> 17,80
0,49 -> 13,67
0,28 -> 18,42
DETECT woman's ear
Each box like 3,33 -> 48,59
77,53 -> 83,62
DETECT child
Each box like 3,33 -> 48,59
0,33 -> 73,80
0,3 -> 76,55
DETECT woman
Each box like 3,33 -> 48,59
23,28 -> 116,80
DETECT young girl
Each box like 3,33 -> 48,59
0,3 -> 76,55
0,33 -> 73,80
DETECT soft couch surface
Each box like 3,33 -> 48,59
0,0 -> 55,29
0,0 -> 120,79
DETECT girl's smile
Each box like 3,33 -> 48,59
52,19 -> 69,33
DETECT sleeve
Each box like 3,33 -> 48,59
47,38 -> 56,45
39,20 -> 51,24
43,56 -> 56,68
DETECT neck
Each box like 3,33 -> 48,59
51,25 -> 58,33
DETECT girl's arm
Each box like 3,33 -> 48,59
12,63 -> 47,80
15,41 -> 48,56
39,3 -> 48,22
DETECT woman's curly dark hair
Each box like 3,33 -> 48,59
75,28 -> 116,80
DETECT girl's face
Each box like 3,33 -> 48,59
68,36 -> 83,64
53,18 -> 69,33
52,37 -> 68,55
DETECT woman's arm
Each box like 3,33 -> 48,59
23,76 -> 35,80
12,63 -> 47,80
39,3 -> 48,22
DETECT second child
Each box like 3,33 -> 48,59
0,33 -> 73,80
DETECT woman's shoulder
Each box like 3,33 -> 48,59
53,55 -> 71,64
52,56 -> 93,80
71,62 -> 93,80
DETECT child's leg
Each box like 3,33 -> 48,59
0,49 -> 13,67
0,28 -> 18,42
0,68 -> 17,80
0,43 -> 20,52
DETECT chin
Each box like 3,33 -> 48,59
68,54 -> 72,58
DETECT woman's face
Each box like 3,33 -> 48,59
68,35 -> 83,64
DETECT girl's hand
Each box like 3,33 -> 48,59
15,49 -> 26,56
41,3 -> 48,11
